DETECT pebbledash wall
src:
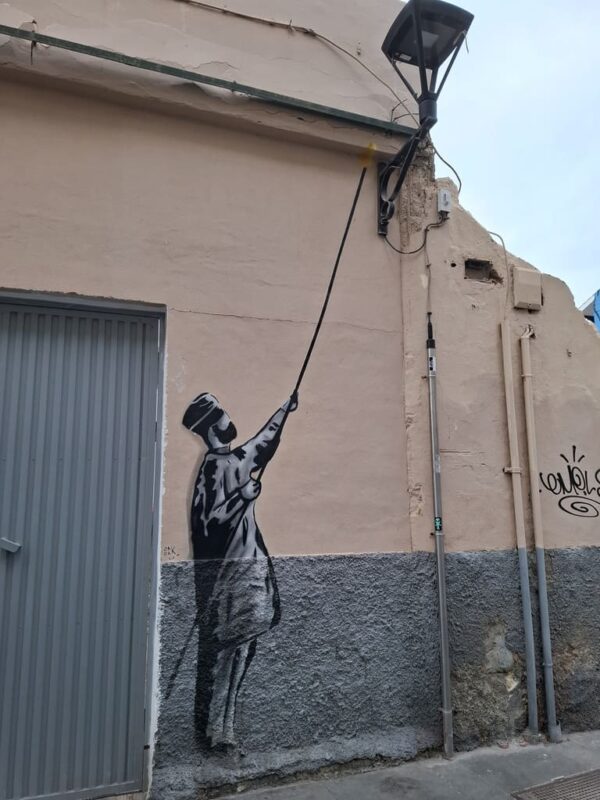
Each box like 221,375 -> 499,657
0,1 -> 599,798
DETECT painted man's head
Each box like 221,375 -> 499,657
182,393 -> 237,449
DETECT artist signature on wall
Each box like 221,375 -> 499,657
539,446 -> 600,518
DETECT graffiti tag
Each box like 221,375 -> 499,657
539,445 -> 600,518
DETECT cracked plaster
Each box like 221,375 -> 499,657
0,0 -> 415,153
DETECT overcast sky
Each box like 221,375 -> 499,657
430,0 -> 599,307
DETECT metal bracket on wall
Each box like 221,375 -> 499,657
0,537 -> 22,553
0,24 -> 413,138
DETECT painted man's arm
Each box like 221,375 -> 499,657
236,395 -> 298,472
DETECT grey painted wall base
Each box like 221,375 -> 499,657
151,548 -> 600,798
152,725 -> 436,799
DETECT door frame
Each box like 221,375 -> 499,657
0,289 -> 166,797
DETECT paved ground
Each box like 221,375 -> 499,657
221,731 -> 600,799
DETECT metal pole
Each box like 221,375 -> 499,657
164,166 -> 369,695
256,165 -> 368,481
500,320 -> 539,736
426,313 -> 454,759
520,328 -> 561,742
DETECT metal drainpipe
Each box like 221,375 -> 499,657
520,327 -> 562,742
500,320 -> 539,735
426,313 -> 454,758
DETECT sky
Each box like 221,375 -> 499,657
430,0 -> 600,307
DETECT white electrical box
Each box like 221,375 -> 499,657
437,188 -> 452,215
513,265 -> 542,311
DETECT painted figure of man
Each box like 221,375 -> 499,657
182,392 -> 298,750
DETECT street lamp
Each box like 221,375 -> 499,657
378,0 -> 473,235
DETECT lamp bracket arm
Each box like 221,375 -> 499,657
429,66 -> 439,95
391,60 -> 420,104
381,130 -> 422,205
412,3 -> 430,99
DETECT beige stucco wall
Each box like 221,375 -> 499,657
0,77 -> 412,560
0,3 -> 598,564
523,277 -> 600,549
0,0 -> 417,141
398,173 -> 600,554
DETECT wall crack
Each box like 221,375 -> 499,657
169,305 -> 401,334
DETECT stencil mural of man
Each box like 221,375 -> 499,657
182,392 -> 298,750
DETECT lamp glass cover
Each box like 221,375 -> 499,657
382,0 -> 474,70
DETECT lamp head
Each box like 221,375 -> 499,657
377,0 -> 473,236
382,0 -> 473,71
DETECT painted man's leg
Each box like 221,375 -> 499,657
208,639 -> 258,747
235,639 -> 257,709
206,645 -> 237,747
222,640 -> 256,745
222,643 -> 249,745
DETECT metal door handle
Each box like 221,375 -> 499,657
0,537 -> 21,553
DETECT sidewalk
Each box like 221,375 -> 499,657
221,731 -> 600,799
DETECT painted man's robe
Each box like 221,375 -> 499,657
191,409 -> 285,646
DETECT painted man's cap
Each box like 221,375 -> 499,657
182,393 -> 224,437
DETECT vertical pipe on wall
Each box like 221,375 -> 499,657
520,328 -> 562,743
426,313 -> 454,759
500,320 -> 539,736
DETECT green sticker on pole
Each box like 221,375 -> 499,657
434,517 -> 442,532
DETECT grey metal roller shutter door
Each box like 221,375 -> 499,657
0,301 -> 162,800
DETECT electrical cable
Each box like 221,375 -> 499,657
385,215 -> 448,319
174,0 -> 411,113
312,32 -> 407,107
488,230 -> 508,266
432,145 -> 462,196
488,230 -> 512,309
175,0 -> 464,199
179,0 -> 403,109
384,217 -> 447,257
390,100 -> 416,123
392,111 -> 419,123
312,31 -> 465,200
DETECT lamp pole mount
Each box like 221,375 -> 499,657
377,0 -> 473,236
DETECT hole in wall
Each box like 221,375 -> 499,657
464,258 -> 503,284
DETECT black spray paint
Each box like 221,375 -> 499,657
539,445 -> 600,518
181,392 -> 296,750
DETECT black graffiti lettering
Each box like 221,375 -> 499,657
539,445 -> 600,518
539,471 -> 565,495
568,465 -> 590,495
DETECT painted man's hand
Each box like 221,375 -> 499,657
282,391 -> 299,413
240,479 -> 261,500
